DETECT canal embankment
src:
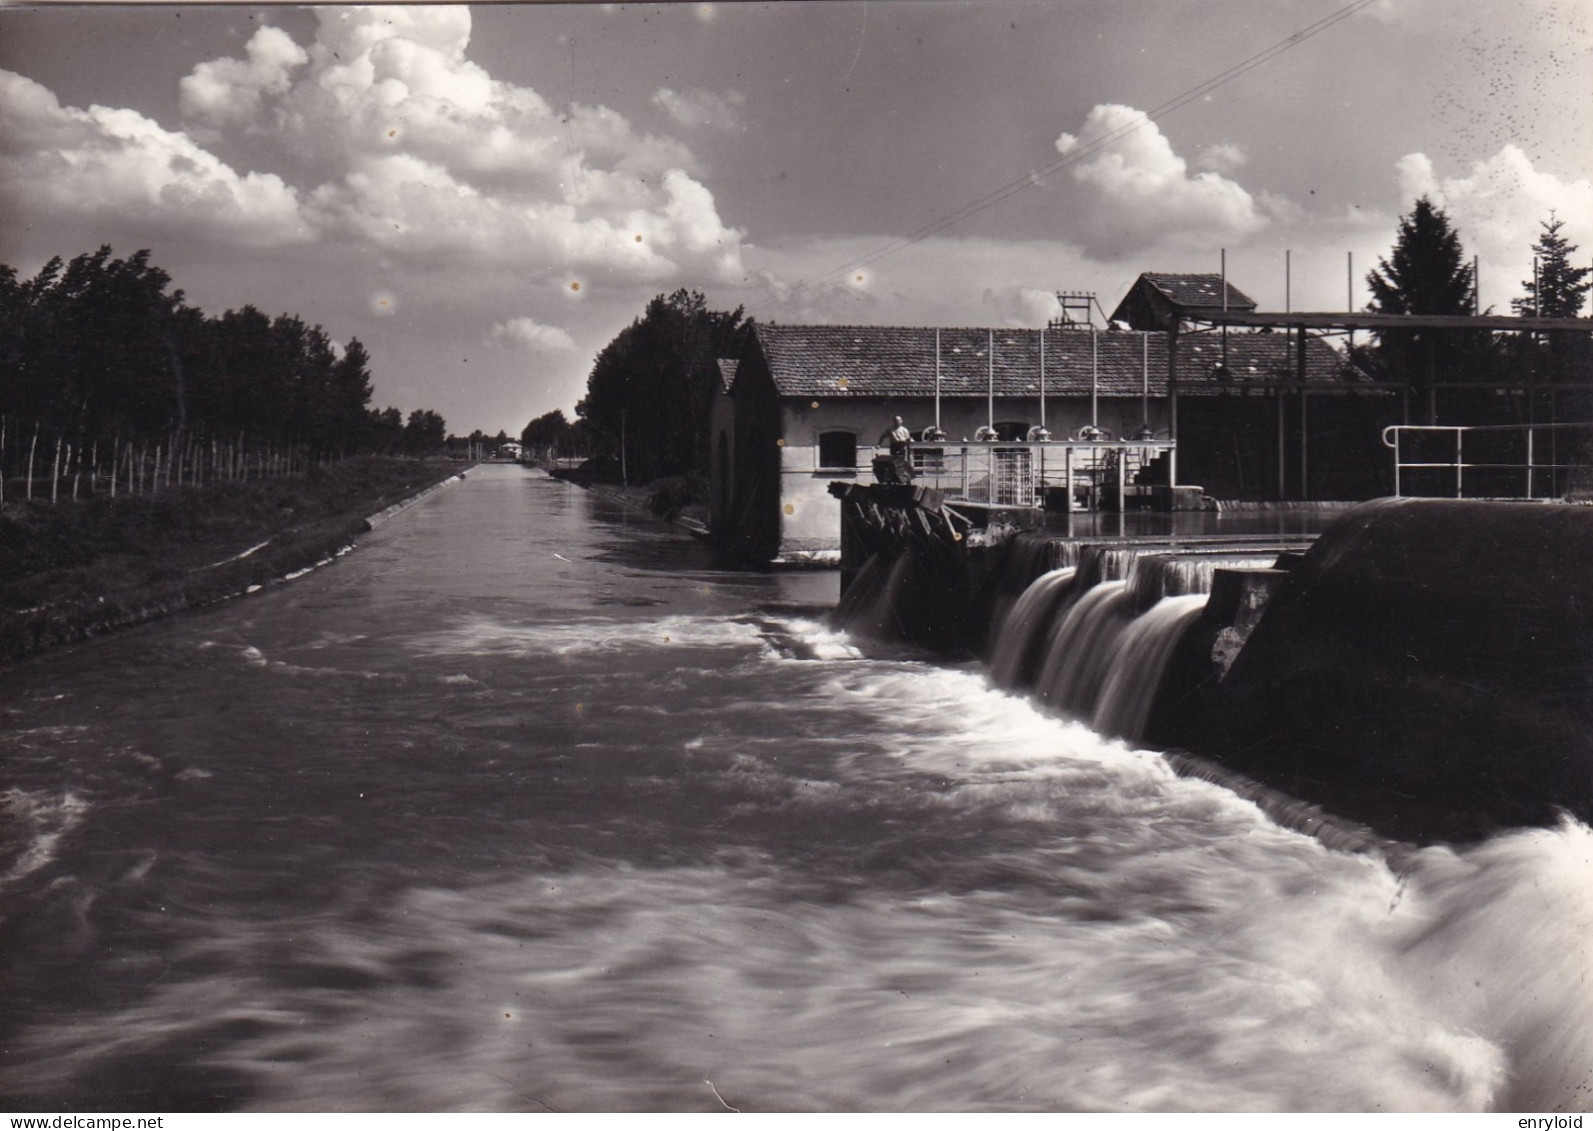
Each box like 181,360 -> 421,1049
543,464 -> 713,537
0,456 -> 465,663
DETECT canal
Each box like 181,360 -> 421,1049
0,463 -> 1586,1112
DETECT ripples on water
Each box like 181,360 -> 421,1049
0,466 -> 1587,1112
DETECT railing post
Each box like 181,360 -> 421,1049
1526,427 -> 1535,499
1065,444 -> 1075,515
1455,428 -> 1464,499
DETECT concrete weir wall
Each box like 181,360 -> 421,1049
1185,498 -> 1593,842
835,487 -> 1593,843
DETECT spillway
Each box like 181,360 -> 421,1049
835,489 -> 1593,844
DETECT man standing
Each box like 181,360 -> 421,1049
879,415 -> 913,482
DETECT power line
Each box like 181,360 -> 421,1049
770,0 -> 1382,308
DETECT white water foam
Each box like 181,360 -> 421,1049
7,838 -> 1554,1112
231,643 -> 394,681
1,788 -> 89,888
411,613 -> 769,657
1392,819 -> 1593,1110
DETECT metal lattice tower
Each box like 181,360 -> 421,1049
1052,291 -> 1099,330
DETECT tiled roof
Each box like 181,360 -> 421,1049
753,324 -> 1357,399
1139,273 -> 1257,310
716,358 -> 739,394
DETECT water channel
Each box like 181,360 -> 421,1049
1,464 -> 1587,1112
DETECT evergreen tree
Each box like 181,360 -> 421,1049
1512,214 -> 1591,319
1511,214 -> 1593,389
1366,197 -> 1489,402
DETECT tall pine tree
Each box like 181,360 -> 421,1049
1511,214 -> 1593,389
1366,197 -> 1488,407
1512,214 -> 1591,319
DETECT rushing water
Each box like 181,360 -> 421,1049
1,464 -> 1588,1113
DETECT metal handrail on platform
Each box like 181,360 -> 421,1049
1381,422 -> 1593,499
880,439 -> 1178,513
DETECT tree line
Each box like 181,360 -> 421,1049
0,246 -> 449,502
1362,200 -> 1592,398
521,288 -> 747,485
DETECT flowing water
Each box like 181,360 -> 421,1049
1,464 -> 1588,1113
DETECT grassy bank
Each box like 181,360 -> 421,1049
0,456 -> 462,663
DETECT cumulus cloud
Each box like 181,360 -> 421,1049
652,87 -> 746,131
213,7 -> 742,279
1196,143 -> 1247,175
1394,146 -> 1593,307
1054,104 -> 1270,256
179,25 -> 307,132
979,285 -> 1065,328
1397,147 -> 1593,260
0,5 -> 747,285
741,235 -> 1104,328
490,316 -> 578,353
0,68 -> 313,248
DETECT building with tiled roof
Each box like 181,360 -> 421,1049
707,316 -> 1367,559
1109,273 -> 1258,332
751,323 -> 1348,400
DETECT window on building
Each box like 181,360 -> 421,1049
817,431 -> 858,471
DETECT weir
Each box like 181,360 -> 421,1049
833,486 -> 1593,843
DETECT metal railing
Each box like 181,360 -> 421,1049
1381,422 -> 1593,499
879,439 -> 1178,512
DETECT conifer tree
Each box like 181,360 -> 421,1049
1513,214 -> 1590,319
1512,214 -> 1593,389
1366,197 -> 1488,401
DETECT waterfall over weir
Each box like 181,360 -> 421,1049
834,488 -> 1593,844
1093,593 -> 1211,742
989,550 -> 1279,744
837,525 -> 1292,745
986,567 -> 1075,688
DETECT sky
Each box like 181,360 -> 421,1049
2,0 -> 1591,436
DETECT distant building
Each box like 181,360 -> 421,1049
709,315 -> 1361,561
1109,273 -> 1258,332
